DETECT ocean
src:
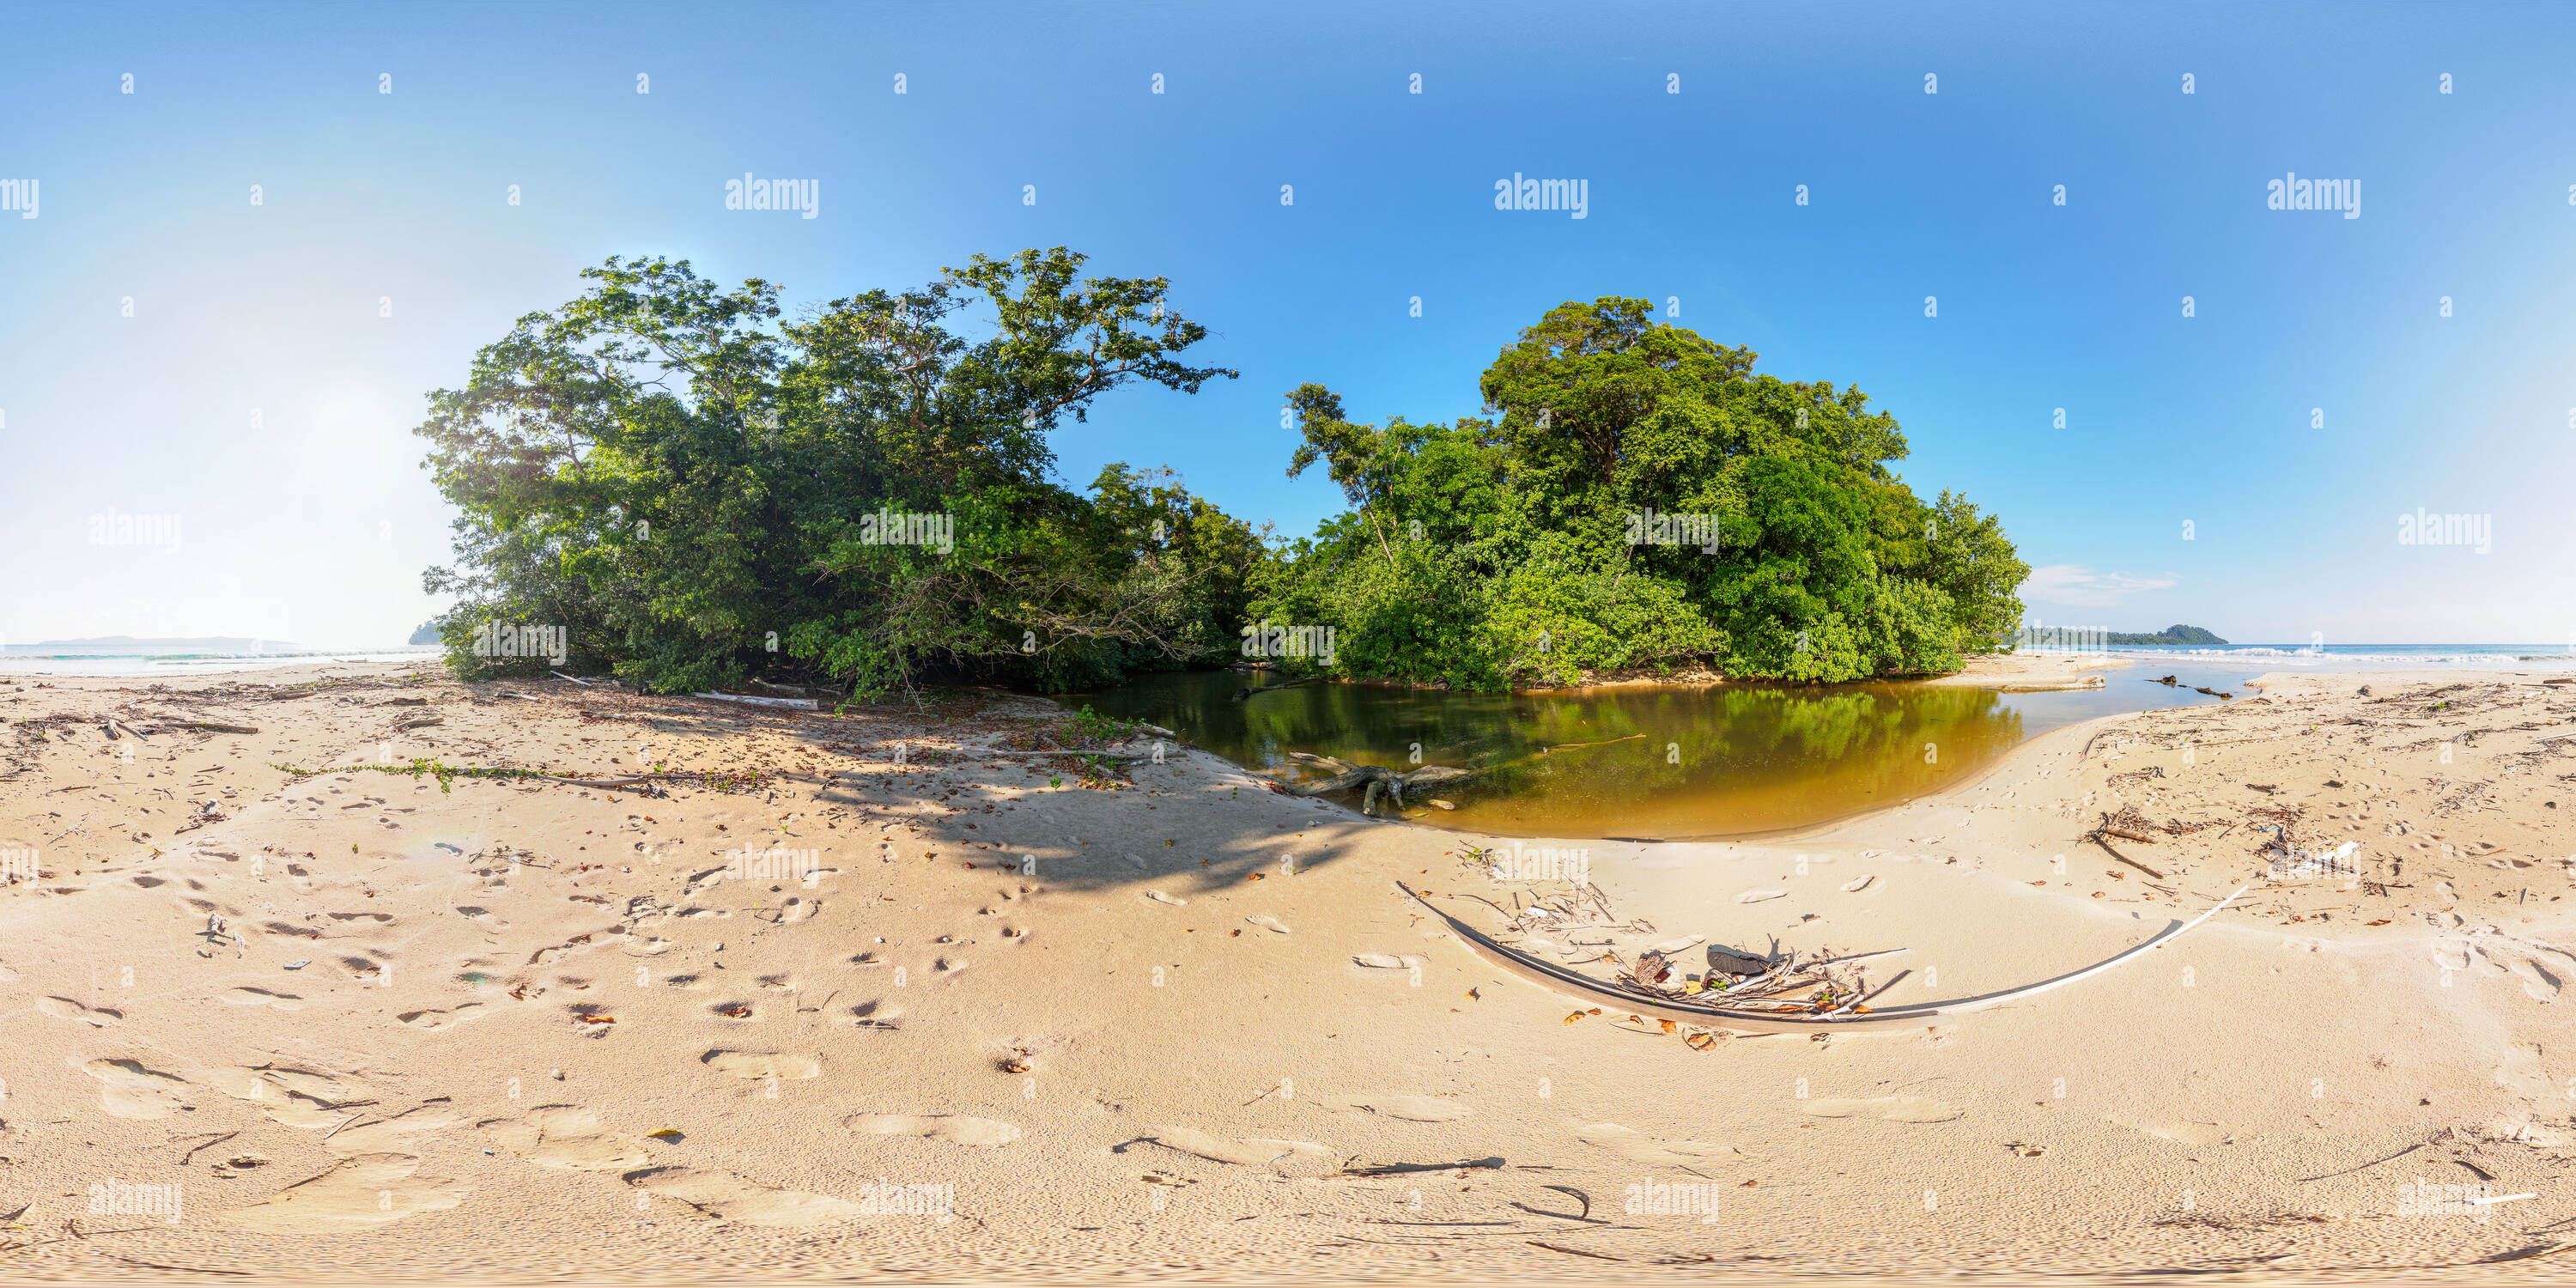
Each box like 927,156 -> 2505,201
0,647 -> 444,678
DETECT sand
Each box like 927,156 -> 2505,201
1,660 -> 2570,1282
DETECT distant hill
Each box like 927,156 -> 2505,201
408,617 -> 448,646
22,635 -> 308,653
2107,624 -> 2227,646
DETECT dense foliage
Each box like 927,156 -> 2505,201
1250,297 -> 2027,688
418,260 -> 2022,697
416,248 -> 1258,696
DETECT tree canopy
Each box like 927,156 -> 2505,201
1251,296 -> 2026,688
417,264 -> 2023,698
417,248 -> 1256,696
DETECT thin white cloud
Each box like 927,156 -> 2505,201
2020,564 -> 2178,608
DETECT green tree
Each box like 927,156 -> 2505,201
417,248 -> 1244,697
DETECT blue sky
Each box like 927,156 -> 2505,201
3,0 -> 2570,648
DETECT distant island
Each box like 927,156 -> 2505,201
409,617 -> 447,646
2106,624 -> 2227,646
21,635 -> 308,653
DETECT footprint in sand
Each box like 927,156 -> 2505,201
1798,1097 -> 1965,1123
222,1153 -> 465,1233
218,987 -> 306,1011
1247,914 -> 1292,934
2509,958 -> 2561,1001
1736,890 -> 1787,904
195,1065 -> 367,1129
1352,954 -> 1425,971
480,1105 -> 652,1170
1325,1094 -> 1473,1122
1141,1126 -> 1333,1169
39,996 -> 123,1027
1142,890 -> 1187,907
846,1114 -> 1023,1147
77,1057 -> 191,1120
398,1002 -> 495,1031
624,1167 -> 860,1226
2104,1113 -> 2227,1145
702,1050 -> 822,1080
1571,1122 -> 1736,1163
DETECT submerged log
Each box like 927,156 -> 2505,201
1230,677 -> 1332,702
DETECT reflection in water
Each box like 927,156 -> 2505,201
1063,669 -> 2222,840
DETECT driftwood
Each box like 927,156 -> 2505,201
2087,834 -> 2167,879
1273,752 -> 1477,816
691,691 -> 817,711
1403,879 -> 2250,1032
2081,808 -> 2170,878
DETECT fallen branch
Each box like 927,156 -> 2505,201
692,691 -> 817,711
2087,834 -> 2167,879
1526,1242 -> 1625,1262
1342,1157 -> 1505,1177
2297,1141 -> 2424,1183
1230,676 -> 1331,702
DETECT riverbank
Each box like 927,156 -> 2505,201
1917,648 -> 2131,690
1543,648 -> 2128,693
1,661 -> 2568,1280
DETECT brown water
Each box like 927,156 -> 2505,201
1064,667 -> 2228,840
